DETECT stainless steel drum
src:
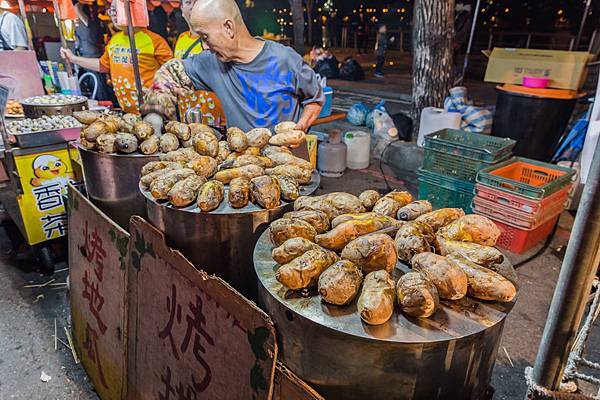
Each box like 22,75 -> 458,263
143,172 -> 320,299
254,231 -> 519,400
78,145 -> 159,228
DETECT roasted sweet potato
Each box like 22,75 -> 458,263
250,175 -> 281,209
150,168 -> 195,200
228,177 -> 250,208
73,110 -> 100,125
216,141 -> 231,163
115,133 -> 138,154
447,253 -> 516,302
245,128 -> 271,148
396,272 -> 439,318
341,233 -> 398,274
274,121 -> 296,134
264,150 -> 312,170
159,147 -> 201,163
140,135 -> 160,155
372,190 -> 413,217
414,208 -> 465,231
435,237 -> 504,267
214,164 -> 264,184
357,270 -> 395,325
233,154 -> 274,168
262,145 -> 292,157
265,165 -> 312,184
294,192 -> 366,220
358,190 -> 380,211
141,161 -> 175,176
189,123 -> 220,139
167,175 -> 206,207
276,248 -> 339,290
397,200 -> 433,221
394,221 -> 436,262
197,180 -> 225,212
269,130 -> 305,146
193,131 -> 219,157
282,210 -> 329,233
227,127 -> 248,152
160,132 -> 180,153
272,237 -> 322,265
411,252 -> 467,300
437,214 -> 501,246
269,218 -> 317,247
140,164 -> 182,188
96,134 -> 117,153
316,216 -> 400,251
186,156 -> 218,178
83,121 -> 108,142
133,121 -> 154,141
273,175 -> 300,202
165,121 -> 191,141
318,260 -> 363,305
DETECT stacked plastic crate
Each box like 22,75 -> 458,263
418,129 -> 516,213
473,158 -> 575,254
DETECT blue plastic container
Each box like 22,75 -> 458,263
318,86 -> 333,118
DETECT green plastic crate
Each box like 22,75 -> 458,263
422,148 -> 510,182
477,157 -> 576,200
424,129 -> 516,162
418,169 -> 475,213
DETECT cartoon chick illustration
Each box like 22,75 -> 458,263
30,155 -> 68,187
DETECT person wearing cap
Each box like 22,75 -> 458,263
0,7 -> 28,51
142,0 -> 324,132
172,0 -> 226,125
60,1 -> 173,114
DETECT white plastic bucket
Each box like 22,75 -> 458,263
417,107 -> 461,147
344,130 -> 371,170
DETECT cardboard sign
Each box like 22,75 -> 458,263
484,48 -> 591,90
273,362 -> 324,400
68,185 -> 130,400
15,147 -> 76,245
127,216 -> 277,400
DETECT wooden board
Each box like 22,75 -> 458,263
68,184 -> 130,400
126,216 -> 277,400
273,362 -> 325,400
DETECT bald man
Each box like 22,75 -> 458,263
143,0 -> 324,131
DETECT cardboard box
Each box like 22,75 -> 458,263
484,48 -> 591,90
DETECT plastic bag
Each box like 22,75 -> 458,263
339,57 -> 365,81
347,102 -> 370,126
366,100 -> 386,129
373,109 -> 398,141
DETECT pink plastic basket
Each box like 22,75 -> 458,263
472,195 -> 566,229
493,214 -> 560,254
474,183 -> 571,215
523,76 -> 550,89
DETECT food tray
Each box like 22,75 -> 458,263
418,168 -> 474,213
489,214 -> 560,254
422,148 -> 510,182
476,157 -> 575,199
424,128 -> 516,162
140,170 -> 320,215
472,195 -> 565,229
9,126 -> 82,148
474,183 -> 571,215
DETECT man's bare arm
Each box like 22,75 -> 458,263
295,102 -> 323,132
60,48 -> 104,72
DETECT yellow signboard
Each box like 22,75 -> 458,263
14,148 -> 76,245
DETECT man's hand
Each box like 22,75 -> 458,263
60,47 -> 75,63
295,103 -> 323,132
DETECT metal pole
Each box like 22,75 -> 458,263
124,0 -> 144,110
16,0 -> 34,51
575,0 -> 592,50
51,0 -> 74,76
528,138 -> 600,395
459,0 -> 481,84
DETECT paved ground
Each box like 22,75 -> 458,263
0,164 -> 598,399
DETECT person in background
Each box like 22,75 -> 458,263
374,24 -> 394,78
0,6 -> 28,51
60,1 -> 173,114
355,12 -> 369,55
173,0 -> 226,125
148,5 -> 168,40
73,0 -> 115,102
328,11 -> 341,48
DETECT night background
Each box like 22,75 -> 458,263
237,0 -> 600,48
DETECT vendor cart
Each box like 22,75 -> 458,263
0,86 -> 83,271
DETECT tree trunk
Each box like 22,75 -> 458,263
306,0 -> 314,45
411,0 -> 455,140
289,0 -> 304,54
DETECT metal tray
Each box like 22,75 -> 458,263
9,127 -> 81,148
254,230 -> 518,400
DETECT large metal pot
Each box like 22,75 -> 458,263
143,172 -> 320,300
254,231 -> 519,400
78,145 -> 158,228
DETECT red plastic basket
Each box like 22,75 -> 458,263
474,183 -> 571,215
491,215 -> 560,254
